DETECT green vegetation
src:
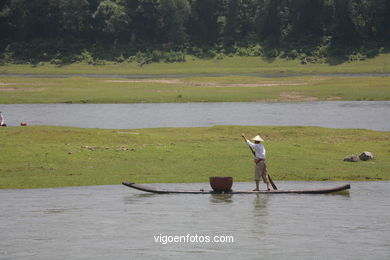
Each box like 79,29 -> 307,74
1,1 -> 389,65
0,73 -> 389,104
1,125 -> 389,189
1,1 -> 388,190
1,54 -> 390,75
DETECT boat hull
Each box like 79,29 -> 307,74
122,181 -> 351,194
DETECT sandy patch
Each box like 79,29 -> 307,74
0,87 -> 46,92
115,131 -> 140,135
0,82 -> 53,86
199,82 -> 306,88
279,91 -> 319,101
0,88 -> 17,91
0,82 -> 54,92
104,79 -> 307,88
105,79 -> 181,84
261,93 -> 342,102
326,96 -> 342,100
280,91 -> 341,101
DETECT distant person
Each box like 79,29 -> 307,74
241,133 -> 270,191
0,112 -> 6,127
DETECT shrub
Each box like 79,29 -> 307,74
284,49 -> 299,60
215,53 -> 224,60
348,52 -> 366,62
234,44 -> 263,56
134,51 -> 152,66
264,48 -> 279,58
72,50 -> 106,65
50,58 -> 62,65
164,51 -> 186,63
115,54 -> 126,63
79,50 -> 94,64
150,50 -> 163,62
189,47 -> 216,59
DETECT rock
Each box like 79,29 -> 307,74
343,154 -> 359,162
359,151 -> 374,161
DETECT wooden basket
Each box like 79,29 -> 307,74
209,177 -> 233,192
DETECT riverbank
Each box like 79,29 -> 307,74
1,125 -> 388,189
1,54 -> 390,75
0,75 -> 389,103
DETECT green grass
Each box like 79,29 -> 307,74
0,75 -> 389,103
0,125 -> 389,189
1,54 -> 390,75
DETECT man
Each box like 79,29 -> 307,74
241,133 -> 270,191
0,112 -> 5,127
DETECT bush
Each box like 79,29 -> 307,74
126,56 -> 136,63
281,49 -> 298,60
115,54 -> 126,63
348,52 -> 366,62
234,44 -> 263,56
264,48 -> 279,58
0,47 -> 13,64
50,58 -> 62,65
79,50 -> 94,64
215,53 -> 225,60
164,51 -> 186,63
134,51 -> 151,66
188,47 -> 216,59
71,50 -> 106,65
150,50 -> 163,62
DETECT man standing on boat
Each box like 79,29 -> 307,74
241,133 -> 270,191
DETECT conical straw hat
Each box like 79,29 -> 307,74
252,135 -> 264,142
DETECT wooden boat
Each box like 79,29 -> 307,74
122,181 -> 351,194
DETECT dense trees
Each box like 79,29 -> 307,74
0,0 -> 388,63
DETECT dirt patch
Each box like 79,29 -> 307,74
0,82 -> 53,92
0,82 -> 53,86
0,87 -> 17,91
279,91 -> 319,101
199,82 -> 306,88
0,86 -> 47,92
104,79 -> 307,88
115,131 -> 140,135
261,93 -> 342,102
326,96 -> 342,100
105,79 -> 182,84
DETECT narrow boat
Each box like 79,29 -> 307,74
122,181 -> 351,194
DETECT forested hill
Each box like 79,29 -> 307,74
0,0 -> 389,64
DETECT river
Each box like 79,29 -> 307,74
1,101 -> 389,131
0,181 -> 389,259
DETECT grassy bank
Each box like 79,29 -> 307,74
1,54 -> 390,75
0,125 -> 389,189
0,75 -> 389,103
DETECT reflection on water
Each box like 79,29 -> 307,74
44,208 -> 68,214
123,193 -> 157,204
251,195 -> 269,238
209,194 -> 233,204
0,181 -> 389,259
253,195 -> 268,212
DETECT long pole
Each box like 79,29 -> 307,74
243,136 -> 278,190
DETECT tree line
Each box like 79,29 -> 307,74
0,0 -> 389,64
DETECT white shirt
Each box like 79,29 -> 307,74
0,113 -> 4,125
246,140 -> 266,159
